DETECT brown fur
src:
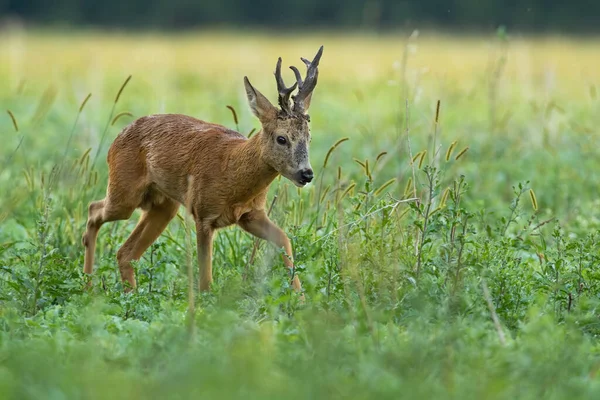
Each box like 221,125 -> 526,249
82,62 -> 320,296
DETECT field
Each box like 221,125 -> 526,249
1,28 -> 600,399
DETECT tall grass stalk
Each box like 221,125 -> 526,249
91,75 -> 132,169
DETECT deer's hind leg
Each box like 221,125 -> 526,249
82,157 -> 148,278
82,197 -> 139,276
116,196 -> 179,291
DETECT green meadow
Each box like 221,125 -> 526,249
1,29 -> 600,399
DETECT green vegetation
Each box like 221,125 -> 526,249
1,30 -> 600,399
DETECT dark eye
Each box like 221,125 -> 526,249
276,136 -> 287,145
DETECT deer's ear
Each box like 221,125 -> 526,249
301,92 -> 314,112
244,77 -> 277,123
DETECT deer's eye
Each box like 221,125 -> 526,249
276,136 -> 287,145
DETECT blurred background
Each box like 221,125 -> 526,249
2,1 -> 600,398
0,0 -> 599,33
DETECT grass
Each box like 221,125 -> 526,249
1,28 -> 600,399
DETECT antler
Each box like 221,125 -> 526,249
274,57 -> 297,114
290,45 -> 324,114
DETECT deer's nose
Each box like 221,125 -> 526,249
300,168 -> 314,183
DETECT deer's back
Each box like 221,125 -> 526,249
108,114 -> 248,205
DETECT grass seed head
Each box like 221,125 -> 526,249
440,187 -> 450,207
529,189 -> 538,211
226,105 -> 239,126
374,178 -> 396,196
323,138 -> 349,169
7,110 -> 18,132
455,146 -> 469,160
114,75 -> 132,104
79,93 -> 92,113
111,111 -> 133,126
340,182 -> 356,202
404,178 -> 413,198
376,151 -> 387,163
418,150 -> 427,169
445,141 -> 458,162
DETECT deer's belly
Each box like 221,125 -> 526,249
211,203 -> 253,229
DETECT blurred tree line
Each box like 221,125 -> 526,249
0,0 -> 598,32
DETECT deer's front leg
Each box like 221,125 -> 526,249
238,210 -> 302,293
195,220 -> 214,292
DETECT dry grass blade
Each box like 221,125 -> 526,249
79,148 -> 92,166
114,75 -> 132,104
429,206 -> 443,216
226,105 -> 239,131
411,151 -> 422,165
323,137 -> 349,168
7,110 -> 18,132
226,105 -> 238,125
79,93 -> 92,113
455,146 -> 469,160
3,110 -> 26,169
353,158 -> 366,170
339,182 -> 356,202
374,178 -> 396,196
320,185 -> 331,203
432,100 -> 441,161
375,152 -> 388,169
317,137 -> 349,219
92,75 -> 133,169
61,93 -> 95,181
111,112 -> 133,126
418,150 -> 427,168
445,141 -> 458,161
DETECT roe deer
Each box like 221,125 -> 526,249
82,46 -> 323,297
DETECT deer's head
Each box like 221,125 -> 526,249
244,46 -> 323,188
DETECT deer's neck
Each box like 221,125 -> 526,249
228,132 -> 278,201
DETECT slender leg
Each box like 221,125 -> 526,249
116,199 -> 179,291
195,220 -> 214,292
238,210 -> 302,293
82,155 -> 147,278
82,200 -> 106,275
82,198 -> 136,275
